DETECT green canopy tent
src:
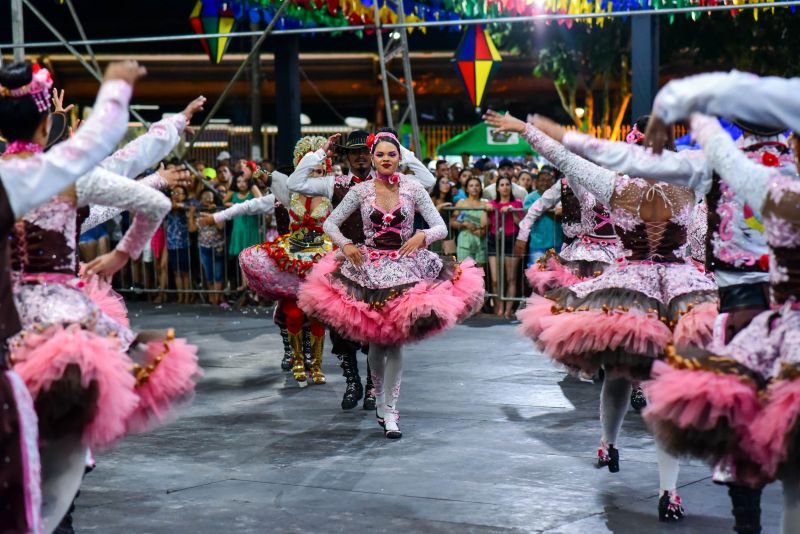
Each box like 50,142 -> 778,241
436,122 -> 537,157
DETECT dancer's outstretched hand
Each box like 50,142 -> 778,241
531,115 -> 566,142
323,134 -> 342,157
514,239 -> 528,258
182,96 -> 207,122
483,110 -> 526,133
399,231 -> 426,257
52,88 -> 74,114
199,213 -> 216,227
342,243 -> 364,267
80,249 -> 130,279
157,163 -> 193,188
645,116 -> 670,154
104,60 -> 147,86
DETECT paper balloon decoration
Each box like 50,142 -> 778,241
453,25 -> 502,110
190,0 -> 237,64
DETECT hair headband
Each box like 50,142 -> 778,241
366,131 -> 400,152
0,65 -> 53,113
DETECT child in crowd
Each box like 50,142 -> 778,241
197,188 -> 227,306
167,185 -> 196,304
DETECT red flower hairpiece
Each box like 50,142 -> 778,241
366,133 -> 377,149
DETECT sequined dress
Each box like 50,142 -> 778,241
644,114 -> 800,485
298,177 -> 485,345
516,124 -> 718,380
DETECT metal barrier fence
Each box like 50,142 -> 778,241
105,202 -> 549,309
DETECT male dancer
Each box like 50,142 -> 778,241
287,130 -> 435,410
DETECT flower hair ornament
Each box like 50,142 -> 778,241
0,64 -> 54,113
626,124 -> 646,145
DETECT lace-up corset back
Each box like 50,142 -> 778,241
762,185 -> 800,305
587,197 -> 615,239
560,178 -> 583,243
705,173 -> 768,274
610,177 -> 695,263
10,196 -> 77,276
332,176 -> 365,244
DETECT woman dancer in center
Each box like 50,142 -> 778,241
485,110 -> 718,521
201,136 -> 333,388
298,128 -> 485,439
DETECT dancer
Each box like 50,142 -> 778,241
297,128 -> 485,439
554,108 -> 794,534
0,60 -> 146,534
202,136 -> 333,388
485,110 -> 718,521
515,165 -> 617,296
288,130 -> 435,410
643,112 -> 800,534
2,63 -> 201,531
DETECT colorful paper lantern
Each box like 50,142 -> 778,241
453,24 -> 502,110
190,0 -> 237,64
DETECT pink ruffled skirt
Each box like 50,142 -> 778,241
526,238 -> 617,295
644,306 -> 800,483
298,249 -> 485,345
518,260 -> 718,380
10,279 -> 201,450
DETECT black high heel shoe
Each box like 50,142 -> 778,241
630,385 -> 647,411
597,445 -> 619,472
658,491 -> 685,522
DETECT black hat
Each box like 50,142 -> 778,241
733,119 -> 787,138
498,158 -> 514,169
343,129 -> 369,149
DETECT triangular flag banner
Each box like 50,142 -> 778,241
452,24 -> 502,109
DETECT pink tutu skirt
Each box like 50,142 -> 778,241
298,249 -> 485,345
10,279 -> 201,450
526,238 -> 617,295
239,233 -> 332,301
518,260 -> 718,380
645,305 -> 800,483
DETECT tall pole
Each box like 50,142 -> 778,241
396,1 -> 420,153
250,21 -> 263,161
374,1 -> 394,128
631,15 -> 660,120
11,0 -> 25,62
274,35 -> 301,167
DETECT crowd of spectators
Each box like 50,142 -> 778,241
101,148 -> 564,318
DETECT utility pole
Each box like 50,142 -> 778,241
631,15 -> 660,120
250,21 -> 263,161
12,0 -> 25,62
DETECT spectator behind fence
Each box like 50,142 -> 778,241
487,176 -> 523,319
453,168 -> 472,202
226,171 -> 262,290
451,176 -> 488,271
518,170 -> 535,194
521,168 -> 563,268
430,176 -> 456,254
167,186 -> 196,304
197,188 -> 228,307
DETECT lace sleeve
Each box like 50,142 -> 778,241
76,167 -> 171,259
400,146 -> 436,190
411,182 -> 447,245
521,123 -> 616,205
517,182 -> 561,243
653,71 -> 800,133
100,114 -> 186,178
563,131 -> 712,195
323,187 -> 361,248
0,80 -> 132,218
80,172 -> 168,233
213,194 -> 275,223
269,171 -> 291,206
287,149 -> 335,199
691,113 -> 770,214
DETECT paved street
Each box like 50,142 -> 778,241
74,304 -> 782,533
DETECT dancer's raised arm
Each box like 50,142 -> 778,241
689,113 -> 772,215
287,136 -> 338,199
484,111 -> 617,206
0,61 -> 144,218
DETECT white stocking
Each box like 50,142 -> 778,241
656,441 -> 681,494
40,434 -> 88,534
368,345 -> 387,417
383,345 -> 404,413
600,375 -> 632,446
